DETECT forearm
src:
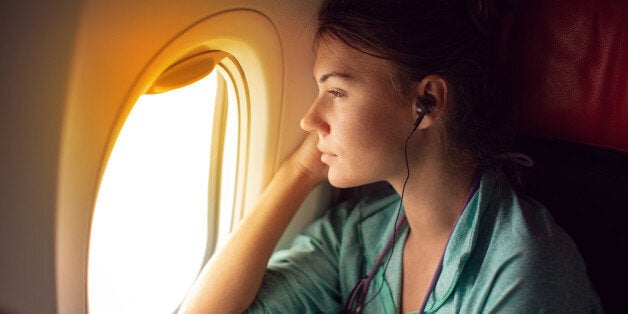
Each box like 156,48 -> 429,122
178,160 -> 321,313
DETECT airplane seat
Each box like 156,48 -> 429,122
501,0 -> 628,311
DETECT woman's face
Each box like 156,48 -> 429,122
301,39 -> 416,188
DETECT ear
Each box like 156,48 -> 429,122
413,74 -> 449,129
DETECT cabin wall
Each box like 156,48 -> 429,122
0,1 -> 82,313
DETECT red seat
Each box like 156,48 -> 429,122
507,0 -> 627,152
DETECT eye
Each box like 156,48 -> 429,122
327,89 -> 345,99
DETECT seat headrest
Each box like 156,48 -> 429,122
504,0 -> 628,153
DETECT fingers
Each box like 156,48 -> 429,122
288,132 -> 328,185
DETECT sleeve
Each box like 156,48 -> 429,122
245,205 -> 351,314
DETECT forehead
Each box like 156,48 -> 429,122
313,39 -> 392,81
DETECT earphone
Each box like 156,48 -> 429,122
413,101 -> 430,127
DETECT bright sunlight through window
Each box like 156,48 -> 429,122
89,70 -> 237,314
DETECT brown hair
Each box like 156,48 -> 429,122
316,0 -> 518,178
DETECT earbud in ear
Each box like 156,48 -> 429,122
413,103 -> 429,127
413,94 -> 434,127
417,94 -> 435,112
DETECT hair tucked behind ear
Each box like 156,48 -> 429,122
316,0 -> 520,185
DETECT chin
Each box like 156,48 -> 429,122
328,179 -> 354,189
327,172 -> 351,188
327,170 -> 370,189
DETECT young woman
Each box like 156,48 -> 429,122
180,0 -> 602,312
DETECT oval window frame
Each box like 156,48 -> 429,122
57,9 -> 284,313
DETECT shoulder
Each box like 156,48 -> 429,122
483,188 -> 582,265
470,187 -> 603,312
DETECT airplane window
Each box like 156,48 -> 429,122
88,66 -> 240,313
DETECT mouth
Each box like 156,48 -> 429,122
320,152 -> 336,163
317,145 -> 337,162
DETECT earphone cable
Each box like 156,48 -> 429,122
361,116 -> 422,308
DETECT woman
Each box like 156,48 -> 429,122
180,0 -> 602,312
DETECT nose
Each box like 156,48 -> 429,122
300,98 -> 330,135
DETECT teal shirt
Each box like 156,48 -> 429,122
247,172 -> 603,313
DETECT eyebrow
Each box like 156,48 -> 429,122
317,72 -> 355,83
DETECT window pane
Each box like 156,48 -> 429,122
88,72 -> 217,314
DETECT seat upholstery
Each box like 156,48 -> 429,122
507,0 -> 627,152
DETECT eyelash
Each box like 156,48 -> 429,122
327,90 -> 344,98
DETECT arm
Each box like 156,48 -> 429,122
178,133 -> 328,314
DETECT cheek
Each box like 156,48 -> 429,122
327,103 -> 410,186
357,106 -> 406,143
335,111 -> 382,148
341,109 -> 406,162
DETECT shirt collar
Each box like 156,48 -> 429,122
354,171 -> 499,312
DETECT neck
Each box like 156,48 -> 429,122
389,155 -> 478,242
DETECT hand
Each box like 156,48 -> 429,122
284,132 -> 329,186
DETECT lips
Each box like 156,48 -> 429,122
317,145 -> 336,156
317,145 -> 337,162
